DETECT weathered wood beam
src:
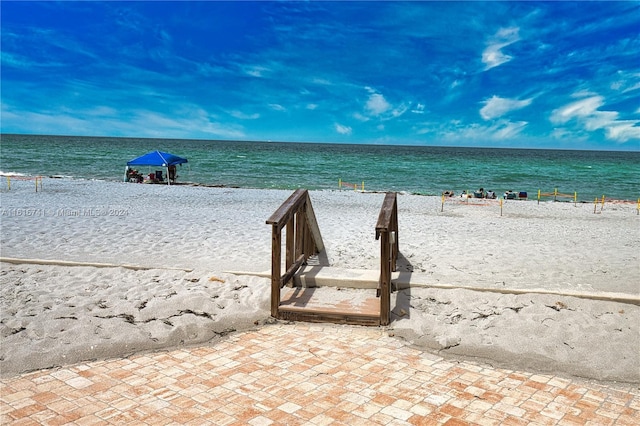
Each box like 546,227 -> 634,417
303,194 -> 324,252
266,189 -> 308,232
270,228 -> 282,317
280,254 -> 306,288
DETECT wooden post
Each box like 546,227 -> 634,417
270,227 -> 282,317
295,206 -> 305,260
285,220 -> 294,287
376,192 -> 398,326
379,230 -> 390,326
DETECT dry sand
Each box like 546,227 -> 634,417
0,179 -> 638,384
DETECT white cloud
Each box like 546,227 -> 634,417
335,123 -> 352,135
492,120 -> 528,140
480,96 -> 532,120
482,27 -> 520,71
390,104 -> 409,119
551,95 -> 640,143
411,103 -> 425,114
244,65 -> 270,77
312,78 -> 332,86
0,102 -> 246,139
365,93 -> 391,116
269,103 -> 286,111
362,90 -> 408,121
306,103 -> 318,110
611,71 -> 640,93
605,121 -> 640,141
551,96 -> 603,123
353,112 -> 369,122
229,110 -> 260,120
417,118 -> 528,142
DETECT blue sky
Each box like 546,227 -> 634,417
2,1 -> 639,150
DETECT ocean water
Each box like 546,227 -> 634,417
1,134 -> 638,201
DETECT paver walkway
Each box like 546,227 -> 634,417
1,323 -> 638,425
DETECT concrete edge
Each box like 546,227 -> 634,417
0,257 -> 194,272
226,267 -> 640,306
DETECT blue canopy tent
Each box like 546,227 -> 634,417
125,150 -> 188,185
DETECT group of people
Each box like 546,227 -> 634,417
443,188 -> 497,199
442,188 -> 526,200
126,168 -> 144,183
125,165 -> 177,184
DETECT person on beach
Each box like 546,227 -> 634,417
168,165 -> 177,183
126,167 -> 143,183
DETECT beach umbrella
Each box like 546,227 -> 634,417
126,150 -> 188,185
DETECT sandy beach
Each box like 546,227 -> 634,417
1,179 -> 638,383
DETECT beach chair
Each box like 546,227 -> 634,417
155,170 -> 164,182
518,191 -> 528,200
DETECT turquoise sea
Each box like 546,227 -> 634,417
1,134 -> 638,201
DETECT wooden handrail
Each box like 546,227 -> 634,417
267,189 -> 308,232
266,189 -> 324,318
375,192 -> 399,326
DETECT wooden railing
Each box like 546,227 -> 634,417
375,192 -> 399,326
266,189 -> 324,318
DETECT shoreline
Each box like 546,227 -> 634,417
1,178 -> 638,382
2,173 -> 639,203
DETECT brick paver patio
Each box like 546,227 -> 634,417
1,323 -> 638,425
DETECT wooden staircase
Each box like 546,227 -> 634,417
266,190 -> 398,326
